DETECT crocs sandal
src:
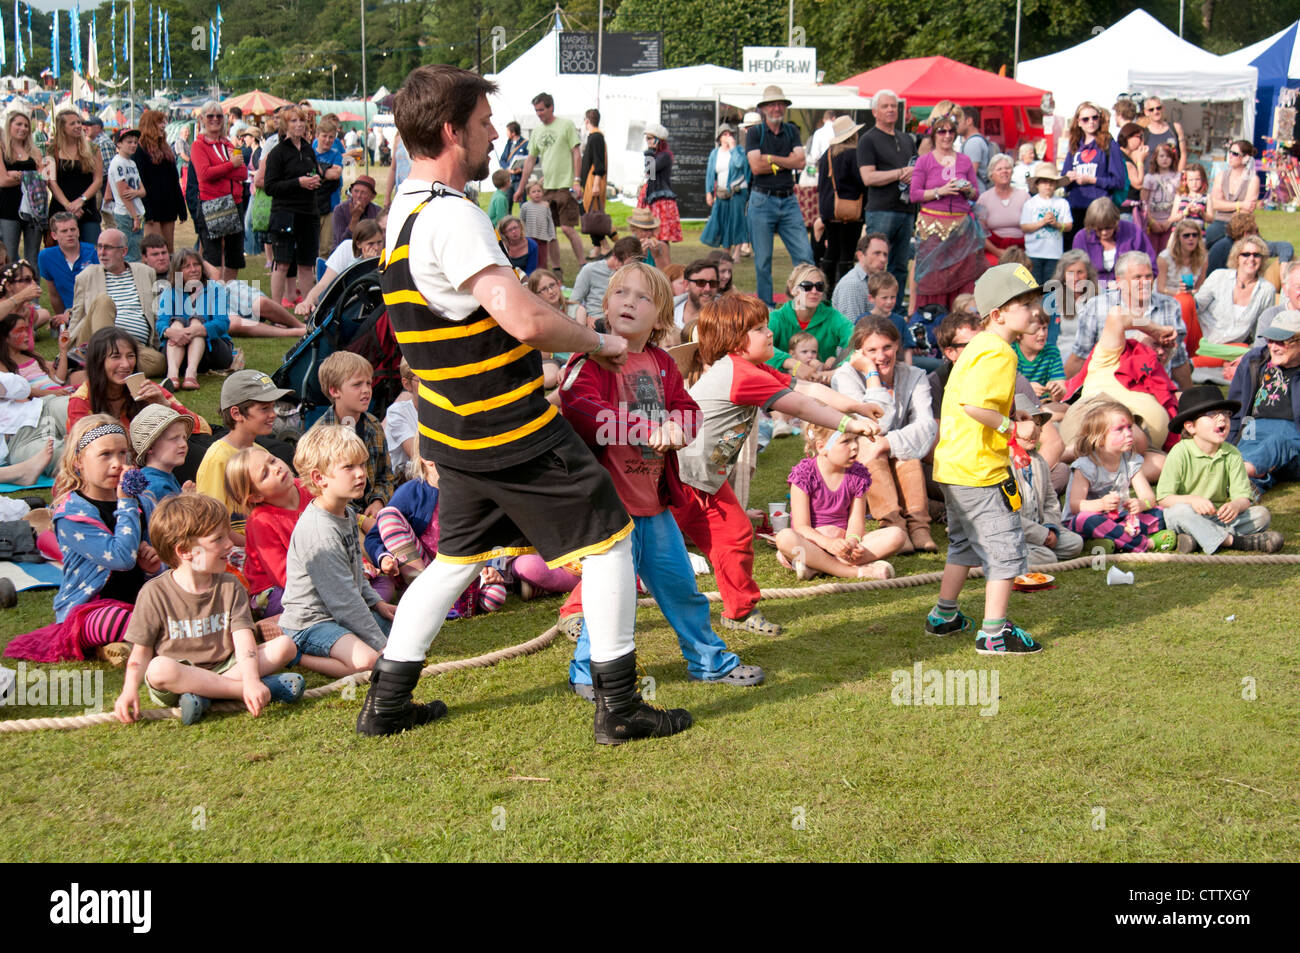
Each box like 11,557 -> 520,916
159,378 -> 178,393
719,609 -> 783,636
181,377 -> 200,391
558,613 -> 585,642
692,663 -> 765,687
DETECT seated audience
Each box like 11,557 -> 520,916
155,248 -> 236,390
67,228 -> 165,376
226,445 -> 313,618
311,351 -> 397,519
1228,311 -> 1300,491
37,212 -> 97,328
129,403 -> 195,522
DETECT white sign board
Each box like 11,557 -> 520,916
742,46 -> 817,80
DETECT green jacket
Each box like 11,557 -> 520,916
766,301 -> 854,371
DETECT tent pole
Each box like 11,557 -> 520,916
1013,0 -> 1021,75
596,0 -> 603,111
1179,1 -> 1184,38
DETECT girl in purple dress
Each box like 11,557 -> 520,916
774,423 -> 907,580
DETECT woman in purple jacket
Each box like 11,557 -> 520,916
1072,197 -> 1154,286
1061,102 -> 1127,248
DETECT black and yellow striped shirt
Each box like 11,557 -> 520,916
380,187 -> 566,472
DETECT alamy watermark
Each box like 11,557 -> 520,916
0,663 -> 104,714
890,662 -> 999,716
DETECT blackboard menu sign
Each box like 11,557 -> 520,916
660,99 -> 716,219
558,32 -> 663,76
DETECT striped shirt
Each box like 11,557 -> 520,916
519,199 -> 556,242
104,269 -> 150,346
1013,341 -> 1065,385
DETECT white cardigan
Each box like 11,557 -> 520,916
1194,268 -> 1277,346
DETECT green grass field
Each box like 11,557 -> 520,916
2,212 -> 1299,862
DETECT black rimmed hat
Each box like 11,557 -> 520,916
1168,385 -> 1240,435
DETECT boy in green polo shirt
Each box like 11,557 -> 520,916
1156,385 -> 1283,553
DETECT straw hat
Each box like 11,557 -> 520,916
742,111 -> 762,127
829,116 -> 864,146
628,207 -> 661,230
1027,161 -> 1068,190
129,404 -> 194,464
757,85 -> 792,108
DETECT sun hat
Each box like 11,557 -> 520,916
829,115 -> 865,146
741,111 -> 762,127
1014,393 -> 1053,424
220,369 -> 292,411
644,122 -> 669,142
1168,385 -> 1241,436
627,207 -> 661,230
129,404 -> 194,463
1026,160 -> 1068,190
1260,310 -> 1300,342
756,85 -> 792,108
974,262 -> 1040,317
716,123 -> 737,142
350,174 -> 378,194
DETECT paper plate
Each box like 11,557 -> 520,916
1013,572 -> 1056,591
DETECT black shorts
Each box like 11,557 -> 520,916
200,229 -> 247,271
434,429 -> 633,569
270,211 -> 320,268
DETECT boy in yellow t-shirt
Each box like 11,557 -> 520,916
928,264 -> 1044,655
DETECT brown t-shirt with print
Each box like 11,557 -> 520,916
124,570 -> 255,667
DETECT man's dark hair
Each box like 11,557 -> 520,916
230,106 -> 243,119
395,65 -> 498,160
140,233 -> 169,254
585,108 -> 600,126
706,249 -> 734,264
684,258 -> 718,281
936,310 -> 982,350
857,232 -> 889,255
532,92 -> 555,110
962,105 -> 982,126
611,237 -> 642,262
507,121 -> 521,136
84,116 -> 103,128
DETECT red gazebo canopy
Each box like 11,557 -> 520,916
839,56 -> 1053,156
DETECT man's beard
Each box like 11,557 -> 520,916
467,151 -> 491,183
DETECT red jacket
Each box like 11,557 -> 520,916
190,135 -> 244,203
559,345 -> 701,510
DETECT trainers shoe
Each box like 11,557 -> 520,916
1232,530 -> 1284,553
1149,529 -> 1178,552
570,680 -> 596,703
975,620 -> 1042,655
179,693 -> 212,725
518,580 -> 537,601
1176,533 -> 1196,554
924,610 -> 972,637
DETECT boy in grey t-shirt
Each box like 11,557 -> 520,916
108,129 -> 147,261
279,425 -> 395,678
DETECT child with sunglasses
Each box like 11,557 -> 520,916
766,264 -> 853,381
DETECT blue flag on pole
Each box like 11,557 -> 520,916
14,3 -> 23,74
111,1 -> 117,78
51,10 -> 58,79
70,5 -> 80,75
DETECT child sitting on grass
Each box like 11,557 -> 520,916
113,493 -> 305,726
129,404 -> 195,522
312,351 -> 397,521
363,455 -> 508,618
225,445 -> 312,618
1011,394 -> 1083,565
559,261 -> 764,697
775,423 -> 905,579
1063,398 -> 1178,553
866,271 -> 914,365
1013,304 -> 1066,404
278,424 -> 392,677
195,369 -> 292,545
673,294 -> 882,635
770,330 -> 823,437
1155,385 -> 1283,553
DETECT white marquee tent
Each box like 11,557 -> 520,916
487,28 -> 874,196
1017,9 -> 1258,138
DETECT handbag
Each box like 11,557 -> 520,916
829,155 -> 862,223
201,193 -> 242,236
580,207 -> 612,236
18,170 -> 48,226
251,188 -> 272,232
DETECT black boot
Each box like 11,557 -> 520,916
591,650 -> 692,745
355,657 -> 448,736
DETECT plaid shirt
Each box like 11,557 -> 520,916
1072,287 -> 1188,370
317,407 -> 398,508
94,133 -> 116,202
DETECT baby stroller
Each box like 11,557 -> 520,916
271,258 -> 400,432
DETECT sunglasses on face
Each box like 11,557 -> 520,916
935,128 -> 956,136
690,278 -> 719,288
1079,114 -> 1100,122
1145,106 -> 1162,113
1239,251 -> 1263,259
798,281 -> 826,292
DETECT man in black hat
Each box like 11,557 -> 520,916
745,84 -> 814,307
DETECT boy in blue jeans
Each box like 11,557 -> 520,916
560,262 -> 764,696
927,263 -> 1043,655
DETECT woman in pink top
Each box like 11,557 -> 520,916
189,101 -> 246,280
909,112 -> 987,309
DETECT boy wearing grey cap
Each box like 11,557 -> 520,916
927,264 -> 1044,655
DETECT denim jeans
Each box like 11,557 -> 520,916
571,510 -> 740,685
0,217 -> 42,268
1235,416 -> 1300,488
865,209 -> 915,301
113,213 -> 142,261
747,189 -> 814,306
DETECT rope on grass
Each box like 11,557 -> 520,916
6,550 -> 1300,733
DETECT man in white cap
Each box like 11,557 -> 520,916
745,84 -> 814,307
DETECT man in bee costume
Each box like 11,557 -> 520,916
356,65 -> 693,745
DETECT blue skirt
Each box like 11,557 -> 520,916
701,192 -> 750,248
